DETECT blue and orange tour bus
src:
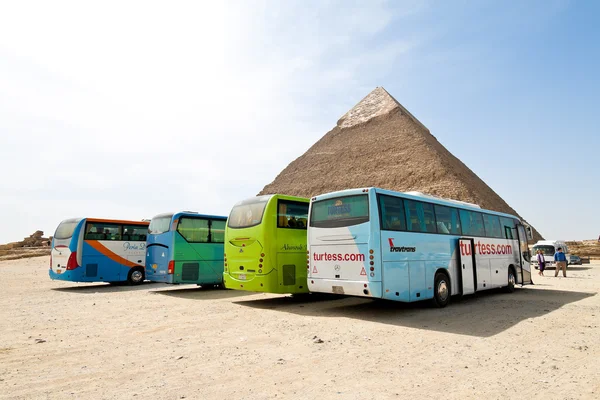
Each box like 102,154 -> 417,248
49,217 -> 149,285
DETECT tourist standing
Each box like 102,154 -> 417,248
554,247 -> 567,277
537,250 -> 546,276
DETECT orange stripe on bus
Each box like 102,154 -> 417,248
86,240 -> 141,268
86,218 -> 149,226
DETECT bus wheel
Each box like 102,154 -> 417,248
505,268 -> 516,293
128,268 -> 145,285
432,272 -> 450,308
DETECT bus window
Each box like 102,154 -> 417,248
123,224 -> 148,241
434,205 -> 461,235
310,194 -> 369,228
404,200 -> 436,233
228,197 -> 269,228
459,210 -> 485,237
500,217 -> 515,239
85,222 -> 121,240
482,214 -> 503,238
54,218 -> 81,239
149,215 -> 173,234
210,219 -> 226,243
177,218 -> 209,243
378,194 -> 406,231
277,200 -> 309,229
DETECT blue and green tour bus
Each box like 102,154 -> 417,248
145,212 -> 227,286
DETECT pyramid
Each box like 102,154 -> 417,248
259,87 -> 542,241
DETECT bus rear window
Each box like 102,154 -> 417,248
54,218 -> 81,239
310,195 -> 369,228
149,215 -> 173,234
228,197 -> 269,229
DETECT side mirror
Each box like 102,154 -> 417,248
525,225 -> 533,241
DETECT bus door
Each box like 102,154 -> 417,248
516,225 -> 533,284
457,238 -> 476,295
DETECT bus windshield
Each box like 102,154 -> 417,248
228,197 -> 269,229
54,218 -> 82,239
311,194 -> 369,228
533,245 -> 555,256
149,215 -> 173,234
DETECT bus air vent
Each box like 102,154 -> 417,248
282,264 -> 295,286
182,263 -> 200,281
86,264 -> 98,277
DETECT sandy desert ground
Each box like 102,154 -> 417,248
1,257 -> 599,400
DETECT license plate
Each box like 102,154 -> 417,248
332,285 -> 344,294
239,274 -> 246,280
56,269 -> 62,274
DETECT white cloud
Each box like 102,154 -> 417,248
0,0 -> 422,242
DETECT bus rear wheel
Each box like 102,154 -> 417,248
128,268 -> 145,285
432,272 -> 450,308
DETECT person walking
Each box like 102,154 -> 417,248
554,247 -> 567,277
537,249 -> 546,276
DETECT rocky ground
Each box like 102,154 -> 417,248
0,231 -> 51,261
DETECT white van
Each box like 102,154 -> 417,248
531,240 -> 570,268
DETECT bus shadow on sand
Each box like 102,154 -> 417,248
234,288 -> 595,337
150,286 -> 257,300
52,281 -> 160,294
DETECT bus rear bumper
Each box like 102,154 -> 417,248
145,273 -> 174,284
308,278 -> 381,298
223,273 -> 309,294
48,269 -> 90,282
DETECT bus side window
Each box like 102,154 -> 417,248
500,217 -> 515,239
210,220 -> 226,243
434,205 -> 461,235
277,200 -> 308,229
404,199 -> 436,233
459,210 -> 485,237
177,218 -> 209,243
378,195 -> 406,231
482,214 -> 503,238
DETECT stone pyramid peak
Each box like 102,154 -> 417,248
259,87 -> 542,242
337,87 -> 429,132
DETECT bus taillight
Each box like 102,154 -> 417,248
66,252 -> 79,270
49,254 -> 52,269
168,260 -> 175,274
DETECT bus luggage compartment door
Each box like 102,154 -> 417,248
458,238 -> 476,295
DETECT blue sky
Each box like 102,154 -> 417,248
0,0 -> 598,243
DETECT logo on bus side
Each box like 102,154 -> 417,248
388,238 -> 416,253
280,244 -> 307,251
123,242 -> 146,251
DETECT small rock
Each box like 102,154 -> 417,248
35,339 -> 46,344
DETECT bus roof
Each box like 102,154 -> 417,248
232,194 -> 309,207
84,218 -> 149,226
150,211 -> 227,221
534,240 -> 566,246
311,187 -> 520,221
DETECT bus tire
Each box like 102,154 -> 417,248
505,267 -> 516,293
127,268 -> 145,285
432,272 -> 450,308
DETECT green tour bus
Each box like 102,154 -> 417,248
146,212 -> 227,286
224,194 -> 309,294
